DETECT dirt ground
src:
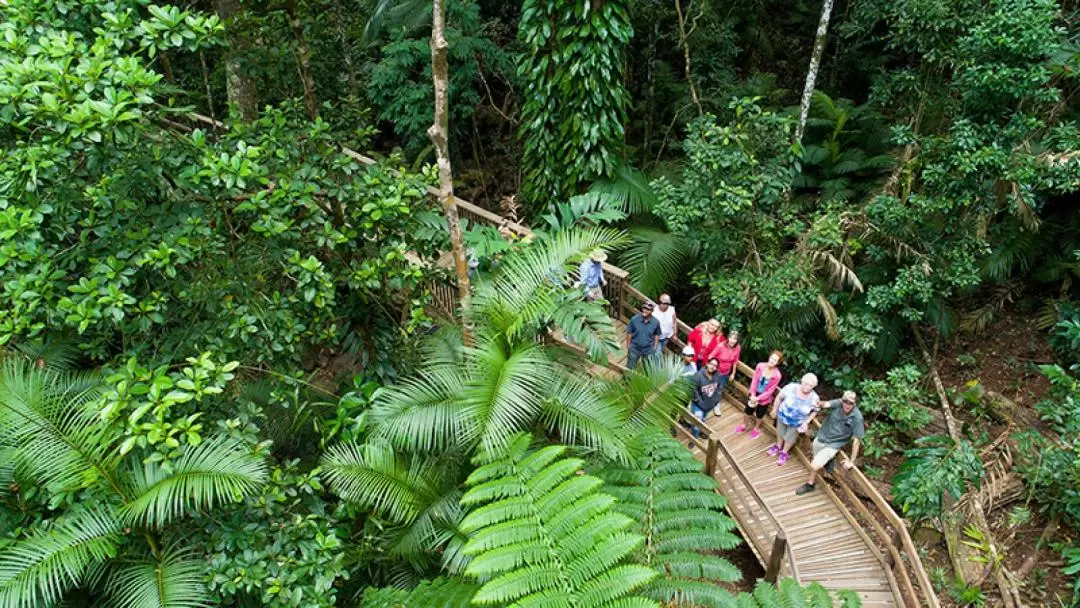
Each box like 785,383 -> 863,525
860,312 -> 1076,607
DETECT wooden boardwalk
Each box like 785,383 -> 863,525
693,391 -> 899,607
415,188 -> 939,608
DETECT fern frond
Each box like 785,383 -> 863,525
592,428 -> 743,602
459,433 -> 659,607
0,505 -> 120,608
359,577 -> 479,608
370,365 -> 468,453
103,548 -> 208,608
119,438 -> 267,527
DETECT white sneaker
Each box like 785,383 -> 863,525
712,406 -> 722,416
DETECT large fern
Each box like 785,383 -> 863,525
459,433 -> 660,607
593,428 -> 742,607
359,576 -> 479,608
747,579 -> 862,608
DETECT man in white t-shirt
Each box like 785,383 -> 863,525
652,293 -> 677,357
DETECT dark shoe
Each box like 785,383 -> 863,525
824,458 -> 837,474
795,483 -> 816,496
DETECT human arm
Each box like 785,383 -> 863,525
844,439 -> 861,470
770,386 -> 786,418
798,396 -> 822,433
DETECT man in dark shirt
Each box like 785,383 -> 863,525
795,390 -> 865,495
689,358 -> 722,438
625,301 -> 661,369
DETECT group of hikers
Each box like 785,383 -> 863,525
617,282 -> 866,497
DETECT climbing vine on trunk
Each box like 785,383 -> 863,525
517,0 -> 633,209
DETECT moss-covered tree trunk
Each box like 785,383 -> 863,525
214,0 -> 259,122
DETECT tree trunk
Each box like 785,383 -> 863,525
794,0 -> 835,145
214,0 -> 259,122
428,0 -> 472,338
674,0 -> 702,116
285,0 -> 319,119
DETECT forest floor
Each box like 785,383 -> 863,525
861,312 -> 1075,607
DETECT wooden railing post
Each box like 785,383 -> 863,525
704,438 -> 719,477
765,533 -> 787,583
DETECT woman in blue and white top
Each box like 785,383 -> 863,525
767,373 -> 820,466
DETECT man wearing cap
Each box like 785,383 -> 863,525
795,390 -> 865,495
626,301 -> 661,370
576,249 -> 608,302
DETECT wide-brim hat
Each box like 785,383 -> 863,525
589,249 -> 608,263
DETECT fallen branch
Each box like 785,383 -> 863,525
914,326 -> 1025,608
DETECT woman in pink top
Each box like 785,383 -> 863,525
735,350 -> 782,439
687,319 -> 722,370
707,330 -> 741,415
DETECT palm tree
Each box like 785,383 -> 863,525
322,226 -> 690,576
0,358 -> 268,607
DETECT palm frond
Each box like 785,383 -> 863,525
0,360 -> 117,494
537,374 -> 627,462
11,340 -> 81,371
321,439 -> 443,524
621,226 -> 694,296
536,192 -> 627,234
459,433 -> 659,607
120,438 -> 267,528
600,359 -> 690,433
462,340 -> 555,454
103,548 -> 208,608
0,505 -> 120,608
370,366 -> 468,453
475,226 -> 628,342
593,428 -> 741,606
589,159 -> 661,215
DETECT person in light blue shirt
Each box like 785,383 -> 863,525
766,373 -> 820,466
680,345 -> 697,377
575,249 -> 607,301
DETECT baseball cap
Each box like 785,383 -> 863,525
682,345 -> 695,356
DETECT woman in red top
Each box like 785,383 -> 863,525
687,319 -> 722,370
708,330 -> 741,414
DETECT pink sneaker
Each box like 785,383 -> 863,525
749,428 -> 761,439
777,451 -> 789,466
734,425 -> 746,434
767,445 -> 780,457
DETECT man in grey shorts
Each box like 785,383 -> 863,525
795,390 -> 865,495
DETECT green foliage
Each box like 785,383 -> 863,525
949,579 -> 988,607
593,428 -> 742,607
200,461 -> 347,608
858,364 -> 932,434
367,0 -> 512,154
518,0 -> 633,207
0,358 -> 267,605
359,576 -> 478,608
1063,543 -> 1080,607
459,432 -> 660,607
1011,430 -> 1080,529
743,579 -> 862,608
892,435 -> 984,522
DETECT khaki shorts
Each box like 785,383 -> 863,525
775,420 -> 799,445
811,439 -> 840,469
